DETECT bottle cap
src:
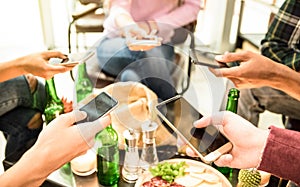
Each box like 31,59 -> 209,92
123,129 -> 138,147
228,88 -> 240,98
141,120 -> 158,140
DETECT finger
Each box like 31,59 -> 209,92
209,66 -> 240,78
185,147 -> 199,157
44,65 -> 74,78
47,110 -> 87,127
76,115 -> 111,147
193,115 -> 212,128
43,51 -> 68,60
214,153 -> 233,167
215,52 -> 248,63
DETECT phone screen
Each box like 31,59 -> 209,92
156,96 -> 229,157
78,92 -> 118,123
190,49 -> 240,68
189,49 -> 226,68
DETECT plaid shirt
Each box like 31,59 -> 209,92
260,0 -> 300,71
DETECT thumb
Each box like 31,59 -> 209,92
48,110 -> 87,127
76,115 -> 111,148
214,153 -> 233,167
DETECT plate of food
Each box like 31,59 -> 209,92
135,158 -> 232,187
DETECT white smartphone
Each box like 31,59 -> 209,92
155,95 -> 232,164
126,36 -> 161,51
49,57 -> 79,67
77,92 -> 118,123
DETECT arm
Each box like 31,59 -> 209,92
0,51 -> 74,82
259,126 -> 300,185
260,0 -> 300,71
0,111 -> 111,187
210,51 -> 300,101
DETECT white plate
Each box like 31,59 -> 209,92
134,158 -> 232,187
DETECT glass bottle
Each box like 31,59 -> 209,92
215,88 -> 240,179
75,62 -> 93,103
44,77 -> 64,124
95,124 -> 120,186
122,129 -> 140,183
139,120 -> 158,171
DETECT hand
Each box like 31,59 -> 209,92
1,110 -> 111,186
188,111 -> 269,169
34,110 -> 110,168
123,23 -> 148,39
210,51 -> 286,89
18,51 -> 75,79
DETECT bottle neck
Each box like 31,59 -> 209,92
226,88 -> 240,114
225,97 -> 238,113
77,63 -> 88,79
45,77 -> 61,102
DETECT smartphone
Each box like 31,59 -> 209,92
126,36 -> 161,51
49,57 -> 79,67
77,92 -> 118,123
189,49 -> 239,68
155,95 -> 232,163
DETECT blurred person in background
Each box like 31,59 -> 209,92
0,51 -> 73,166
95,0 -> 201,100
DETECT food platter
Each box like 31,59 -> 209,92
135,158 -> 232,187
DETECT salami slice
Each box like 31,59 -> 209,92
142,181 -> 155,187
151,176 -> 170,187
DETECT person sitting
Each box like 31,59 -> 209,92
95,0 -> 201,100
187,50 -> 300,185
0,51 -> 74,167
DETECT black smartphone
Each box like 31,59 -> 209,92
189,49 -> 240,68
155,95 -> 232,163
77,92 -> 118,123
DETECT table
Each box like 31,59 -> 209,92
45,149 -> 239,187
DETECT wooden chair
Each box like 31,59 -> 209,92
68,0 -> 108,53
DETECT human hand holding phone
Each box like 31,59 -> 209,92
155,95 -> 233,164
189,111 -> 269,169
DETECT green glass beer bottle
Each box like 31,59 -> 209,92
44,77 -> 64,124
95,124 -> 120,186
215,88 -> 239,179
75,62 -> 93,103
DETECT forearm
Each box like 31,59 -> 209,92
0,58 -> 26,82
0,146 -> 54,186
271,63 -> 300,101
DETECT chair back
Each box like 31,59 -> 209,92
79,0 -> 102,5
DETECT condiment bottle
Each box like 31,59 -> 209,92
122,129 -> 140,183
139,120 -> 158,171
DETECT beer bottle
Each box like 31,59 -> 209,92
75,62 -> 93,103
44,77 -> 64,124
215,88 -> 240,179
95,124 -> 120,186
